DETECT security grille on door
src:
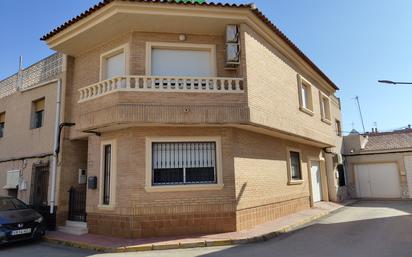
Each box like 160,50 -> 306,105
152,142 -> 217,185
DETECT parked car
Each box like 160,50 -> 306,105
0,196 -> 46,244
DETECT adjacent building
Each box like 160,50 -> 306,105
343,129 -> 412,199
0,0 -> 346,238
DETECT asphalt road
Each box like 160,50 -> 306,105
1,201 -> 412,257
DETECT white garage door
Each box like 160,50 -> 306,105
355,163 -> 401,198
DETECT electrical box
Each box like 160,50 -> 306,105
333,154 -> 343,164
88,176 -> 97,190
78,169 -> 87,184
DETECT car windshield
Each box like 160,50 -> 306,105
0,198 -> 28,211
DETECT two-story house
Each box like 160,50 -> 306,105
1,0 -> 346,238
0,54 -> 64,227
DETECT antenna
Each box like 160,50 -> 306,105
17,56 -> 23,91
354,96 -> 366,134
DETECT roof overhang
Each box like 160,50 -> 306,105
41,0 -> 339,91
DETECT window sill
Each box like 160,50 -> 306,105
288,179 -> 304,185
145,183 -> 224,193
299,107 -> 314,116
97,204 -> 116,211
321,118 -> 332,125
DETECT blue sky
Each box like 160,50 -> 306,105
1,0 -> 411,134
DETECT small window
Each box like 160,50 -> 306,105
31,98 -> 45,129
320,94 -> 331,122
289,151 -> 302,181
335,119 -> 342,136
0,112 -> 5,138
102,144 -> 112,205
298,75 -> 314,115
100,44 -> 128,81
152,142 -> 217,186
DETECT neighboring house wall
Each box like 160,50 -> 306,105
0,81 -> 58,203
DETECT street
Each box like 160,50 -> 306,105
1,201 -> 411,257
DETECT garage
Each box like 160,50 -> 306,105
355,163 -> 401,198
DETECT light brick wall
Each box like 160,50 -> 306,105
84,126 -> 324,237
241,24 -> 337,146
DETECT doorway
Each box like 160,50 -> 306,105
310,161 -> 323,203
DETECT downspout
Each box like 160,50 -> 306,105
50,79 -> 62,214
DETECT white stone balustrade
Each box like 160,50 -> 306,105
78,76 -> 244,103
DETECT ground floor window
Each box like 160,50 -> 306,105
289,151 -> 302,180
151,142 -> 217,186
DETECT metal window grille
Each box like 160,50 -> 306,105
0,122 -> 4,138
33,110 -> 44,129
103,145 -> 111,205
152,142 -> 217,185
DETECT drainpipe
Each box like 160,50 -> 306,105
50,79 -> 62,214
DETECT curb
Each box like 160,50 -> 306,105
45,201 -> 356,253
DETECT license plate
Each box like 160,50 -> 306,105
11,228 -> 31,236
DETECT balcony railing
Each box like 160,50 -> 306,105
78,76 -> 244,103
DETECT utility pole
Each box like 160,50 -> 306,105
354,96 -> 366,134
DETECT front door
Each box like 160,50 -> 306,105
31,164 -> 49,210
310,161 -> 323,203
68,186 -> 87,222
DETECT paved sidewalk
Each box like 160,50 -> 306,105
45,201 -> 356,253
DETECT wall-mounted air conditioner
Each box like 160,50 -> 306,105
3,170 -> 20,190
225,25 -> 240,67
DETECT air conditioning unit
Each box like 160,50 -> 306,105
226,24 -> 239,43
333,154 -> 343,164
226,43 -> 240,63
78,169 -> 87,185
3,170 -> 20,190
225,25 -> 240,67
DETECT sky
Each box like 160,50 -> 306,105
1,0 -> 412,134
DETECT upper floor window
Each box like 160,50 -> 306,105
100,44 -> 128,81
335,119 -> 342,136
0,112 -> 5,138
297,75 -> 314,115
147,42 -> 216,77
31,98 -> 45,129
320,93 -> 331,124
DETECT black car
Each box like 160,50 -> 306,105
0,196 -> 46,244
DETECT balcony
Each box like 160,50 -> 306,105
78,76 -> 244,103
76,76 -> 248,132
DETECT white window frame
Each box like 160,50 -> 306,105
286,147 -> 304,185
145,42 -> 217,77
99,43 -> 130,81
319,92 -> 332,125
98,139 -> 117,209
145,136 -> 224,192
297,75 -> 314,116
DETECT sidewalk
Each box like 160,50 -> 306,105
45,200 -> 356,253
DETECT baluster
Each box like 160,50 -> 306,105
126,77 -> 131,89
143,77 -> 147,89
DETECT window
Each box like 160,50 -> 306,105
31,98 -> 45,129
335,119 -> 342,136
297,75 -> 313,115
147,42 -> 216,77
288,150 -> 302,182
99,140 -> 117,208
102,144 -> 111,205
152,142 -> 217,185
0,112 -> 4,138
100,44 -> 128,81
320,93 -> 331,123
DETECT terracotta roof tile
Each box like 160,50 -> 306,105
40,0 -> 339,90
363,130 -> 412,152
